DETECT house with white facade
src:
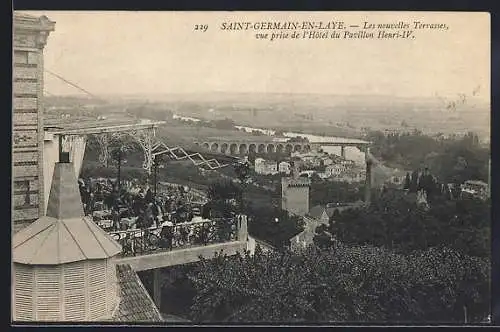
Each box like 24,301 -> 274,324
330,169 -> 366,183
325,163 -> 348,177
254,158 -> 278,175
278,161 -> 291,175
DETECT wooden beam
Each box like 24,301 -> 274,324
44,121 -> 165,135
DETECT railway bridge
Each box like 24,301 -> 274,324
194,137 -> 371,159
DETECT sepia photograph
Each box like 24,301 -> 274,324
11,11 -> 491,325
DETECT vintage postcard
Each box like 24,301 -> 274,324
12,11 -> 491,325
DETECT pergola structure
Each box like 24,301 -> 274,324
43,117 -> 239,211
45,119 -> 163,170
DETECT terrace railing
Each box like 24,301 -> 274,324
108,217 -> 240,257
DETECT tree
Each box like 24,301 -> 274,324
403,173 -> 411,190
328,191 -> 491,259
288,136 -> 309,143
247,205 -> 304,248
187,244 -> 490,323
409,170 -> 419,193
312,224 -> 335,249
366,130 -> 489,185
310,181 -> 364,206
206,180 -> 242,217
207,180 -> 241,202
274,129 -> 285,137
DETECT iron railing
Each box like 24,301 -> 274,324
108,218 -> 238,257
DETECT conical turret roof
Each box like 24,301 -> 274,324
13,162 -> 122,265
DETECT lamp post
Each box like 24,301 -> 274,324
111,146 -> 129,192
153,155 -> 164,199
112,148 -> 123,191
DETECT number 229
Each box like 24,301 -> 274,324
194,24 -> 208,32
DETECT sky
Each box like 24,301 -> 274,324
19,11 -> 490,100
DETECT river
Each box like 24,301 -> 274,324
176,116 -> 367,164
173,114 -> 404,187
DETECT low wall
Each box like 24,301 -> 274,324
116,241 -> 247,271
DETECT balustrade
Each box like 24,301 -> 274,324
108,218 -> 239,257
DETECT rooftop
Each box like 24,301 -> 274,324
111,264 -> 163,323
44,115 -> 165,135
13,162 -> 121,265
309,201 -> 365,219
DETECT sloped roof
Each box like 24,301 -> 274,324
112,264 -> 164,322
309,201 -> 366,220
12,162 -> 121,265
308,205 -> 327,219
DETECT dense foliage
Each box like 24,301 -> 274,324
188,245 -> 489,323
310,180 -> 365,206
366,130 -> 489,184
329,190 -> 490,258
247,205 -> 304,248
207,180 -> 303,248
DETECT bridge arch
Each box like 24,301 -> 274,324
266,144 -> 275,153
194,142 -> 200,147
294,144 -> 302,152
230,143 -> 238,155
257,144 -> 266,153
202,142 -> 210,150
303,144 -> 311,152
239,144 -> 248,155
276,144 -> 284,154
248,144 -> 256,154
285,144 -> 293,154
210,143 -> 219,152
221,143 -> 228,154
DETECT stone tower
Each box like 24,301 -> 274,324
281,176 -> 311,217
12,13 -> 55,232
12,159 -> 122,321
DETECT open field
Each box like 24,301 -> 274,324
45,93 -> 490,142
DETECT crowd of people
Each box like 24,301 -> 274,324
78,177 -> 207,232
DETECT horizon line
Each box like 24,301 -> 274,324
43,91 -> 490,101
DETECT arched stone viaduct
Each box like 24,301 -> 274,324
193,139 -> 371,158
194,140 -> 314,156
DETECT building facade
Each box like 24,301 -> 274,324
12,14 -> 55,232
325,163 -> 348,177
278,161 -> 291,175
254,158 -> 278,175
